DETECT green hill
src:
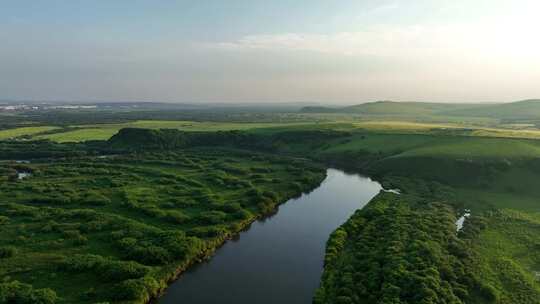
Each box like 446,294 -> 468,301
300,100 -> 540,122
343,101 -> 475,115
440,99 -> 540,120
300,101 -> 479,116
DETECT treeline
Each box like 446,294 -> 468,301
0,281 -> 58,304
9,108 -> 310,127
107,127 -> 350,153
1,126 -> 350,162
314,193 -> 493,304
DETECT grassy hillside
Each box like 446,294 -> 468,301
301,101 -> 481,116
35,121 -> 312,143
442,99 -> 540,120
301,100 -> 540,126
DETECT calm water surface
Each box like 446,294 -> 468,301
159,169 -> 381,304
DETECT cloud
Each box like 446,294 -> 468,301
205,20 -> 540,63
208,28 -> 426,56
369,2 -> 399,14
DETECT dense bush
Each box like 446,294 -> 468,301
81,191 -> 111,206
60,254 -> 150,281
0,246 -> 17,258
0,216 -> 8,225
0,281 -> 58,304
112,277 -> 163,301
0,140 -> 325,303
315,194 -> 477,304
164,210 -> 191,224
196,211 -> 228,225
116,231 -> 204,265
188,226 -> 228,238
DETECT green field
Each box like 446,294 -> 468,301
34,120 -> 314,142
7,118 -> 540,144
458,210 -> 540,304
0,126 -> 60,140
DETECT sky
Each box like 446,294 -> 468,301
1,0 -> 540,104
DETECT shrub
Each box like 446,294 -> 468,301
164,210 -> 191,224
233,209 -> 252,220
82,191 -> 111,206
117,237 -> 137,247
262,191 -> 278,201
0,216 -> 9,225
0,246 -> 17,258
218,203 -> 243,213
60,254 -> 150,281
113,277 -> 162,301
188,226 -> 227,238
100,260 -> 150,281
126,245 -> 171,265
62,229 -> 83,240
0,280 -> 58,304
479,283 -> 499,303
196,211 -> 227,225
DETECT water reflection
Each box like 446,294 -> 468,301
158,169 -> 381,304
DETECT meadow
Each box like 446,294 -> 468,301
465,210 -> 540,303
0,126 -> 60,140
33,120 -> 313,142
0,145 -> 325,303
6,117 -> 540,145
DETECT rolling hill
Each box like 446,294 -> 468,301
300,101 -> 481,115
301,100 -> 540,121
440,99 -> 540,120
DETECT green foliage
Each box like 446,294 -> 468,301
0,246 -> 17,259
462,210 -> 540,303
112,277 -> 164,301
316,194 -> 473,304
60,254 -> 150,281
0,145 -> 324,303
0,281 -> 58,304
6,120 -> 540,304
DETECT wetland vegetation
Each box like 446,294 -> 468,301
2,100 -> 540,303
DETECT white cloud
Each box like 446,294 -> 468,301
369,2 -> 399,14
206,19 -> 540,64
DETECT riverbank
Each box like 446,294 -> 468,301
0,148 -> 327,304
147,171 -> 326,304
157,169 -> 380,304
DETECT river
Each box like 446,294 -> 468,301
158,168 -> 381,304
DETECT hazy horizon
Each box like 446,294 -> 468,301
2,1 -> 540,103
2,98 -> 538,107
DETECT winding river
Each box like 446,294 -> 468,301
159,169 -> 381,304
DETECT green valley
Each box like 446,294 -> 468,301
2,100 -> 540,303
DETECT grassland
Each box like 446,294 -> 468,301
6,118 -> 540,144
33,120 -> 313,142
302,99 -> 540,124
465,210 -> 540,303
0,126 -> 60,140
0,146 -> 325,303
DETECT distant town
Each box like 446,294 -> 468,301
0,104 -> 98,112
